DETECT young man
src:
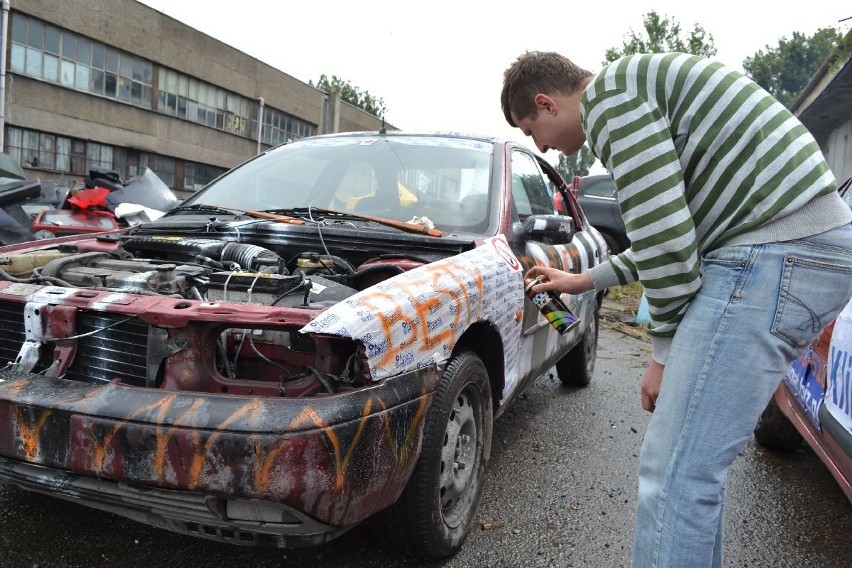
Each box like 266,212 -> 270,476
502,51 -> 852,567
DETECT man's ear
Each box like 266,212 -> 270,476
534,94 -> 557,114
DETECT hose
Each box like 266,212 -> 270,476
221,242 -> 283,272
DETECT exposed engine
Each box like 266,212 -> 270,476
0,235 -> 411,307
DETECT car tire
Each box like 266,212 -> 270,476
754,395 -> 803,451
556,299 -> 600,387
376,350 -> 493,559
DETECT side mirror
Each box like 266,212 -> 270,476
522,214 -> 576,244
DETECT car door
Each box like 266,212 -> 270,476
508,150 -> 564,332
505,149 -> 598,394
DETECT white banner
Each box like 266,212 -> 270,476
827,299 -> 852,436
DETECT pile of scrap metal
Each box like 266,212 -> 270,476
0,157 -> 179,244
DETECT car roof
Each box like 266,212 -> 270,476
299,130 -> 503,145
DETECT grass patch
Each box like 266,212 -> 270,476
607,281 -> 644,306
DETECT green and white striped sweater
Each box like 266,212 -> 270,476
581,52 -> 851,364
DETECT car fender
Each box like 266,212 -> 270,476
302,235 -> 526,391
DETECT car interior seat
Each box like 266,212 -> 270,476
353,192 -> 399,215
459,193 -> 488,225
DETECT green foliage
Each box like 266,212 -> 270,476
311,74 -> 387,118
555,145 -> 597,180
604,10 -> 717,63
743,28 -> 844,108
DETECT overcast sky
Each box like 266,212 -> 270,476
136,1 -> 849,165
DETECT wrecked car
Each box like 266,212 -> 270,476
0,131 -> 606,558
754,172 -> 852,503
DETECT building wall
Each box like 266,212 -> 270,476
4,0 -> 393,193
7,76 -> 253,166
338,100 -> 387,134
823,118 -> 852,180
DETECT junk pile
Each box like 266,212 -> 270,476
0,162 -> 179,244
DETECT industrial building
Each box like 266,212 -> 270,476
0,0 -> 390,197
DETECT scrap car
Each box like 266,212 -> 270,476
0,131 -> 606,558
755,296 -> 852,502
753,171 -> 852,502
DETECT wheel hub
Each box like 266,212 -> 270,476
439,389 -> 479,524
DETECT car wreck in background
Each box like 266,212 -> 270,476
0,162 -> 179,244
754,172 -> 852,503
0,132 -> 606,558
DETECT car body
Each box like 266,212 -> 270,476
0,131 -> 607,558
575,174 -> 630,255
755,298 -> 852,502
754,171 -> 852,502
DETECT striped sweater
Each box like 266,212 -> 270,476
581,52 -> 852,364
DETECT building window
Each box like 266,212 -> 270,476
56,138 -> 71,172
71,140 -> 87,174
256,106 -> 315,147
149,154 -> 175,187
4,127 -> 23,169
86,142 -> 113,172
184,162 -> 227,191
5,126 -> 70,172
158,68 -> 252,137
10,13 -> 153,109
4,126 -> 190,191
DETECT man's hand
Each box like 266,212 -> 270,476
525,266 -> 593,295
641,360 -> 664,412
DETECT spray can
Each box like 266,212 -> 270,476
524,276 -> 580,335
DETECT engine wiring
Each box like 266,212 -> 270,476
42,315 -> 137,343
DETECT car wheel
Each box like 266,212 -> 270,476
377,350 -> 493,559
556,299 -> 600,387
754,395 -> 803,450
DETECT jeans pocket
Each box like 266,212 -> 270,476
772,256 -> 852,348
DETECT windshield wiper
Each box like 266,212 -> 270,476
167,204 -> 306,225
169,205 -> 441,236
168,203 -> 246,216
261,207 -> 442,237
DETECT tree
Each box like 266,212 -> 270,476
310,74 -> 387,118
555,145 -> 596,180
604,10 -> 716,63
742,28 -> 843,108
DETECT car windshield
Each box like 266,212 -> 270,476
179,135 -> 495,233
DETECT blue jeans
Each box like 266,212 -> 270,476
632,224 -> 852,568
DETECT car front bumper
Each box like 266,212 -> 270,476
0,366 -> 441,547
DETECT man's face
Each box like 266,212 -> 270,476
511,93 -> 586,156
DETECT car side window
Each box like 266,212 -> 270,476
511,151 -> 553,217
583,178 -> 617,199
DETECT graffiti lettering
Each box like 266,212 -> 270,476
830,345 -> 852,416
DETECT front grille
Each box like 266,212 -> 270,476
183,523 -> 281,546
0,300 -> 51,372
65,312 -> 149,385
0,300 -> 26,365
0,299 -> 149,386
